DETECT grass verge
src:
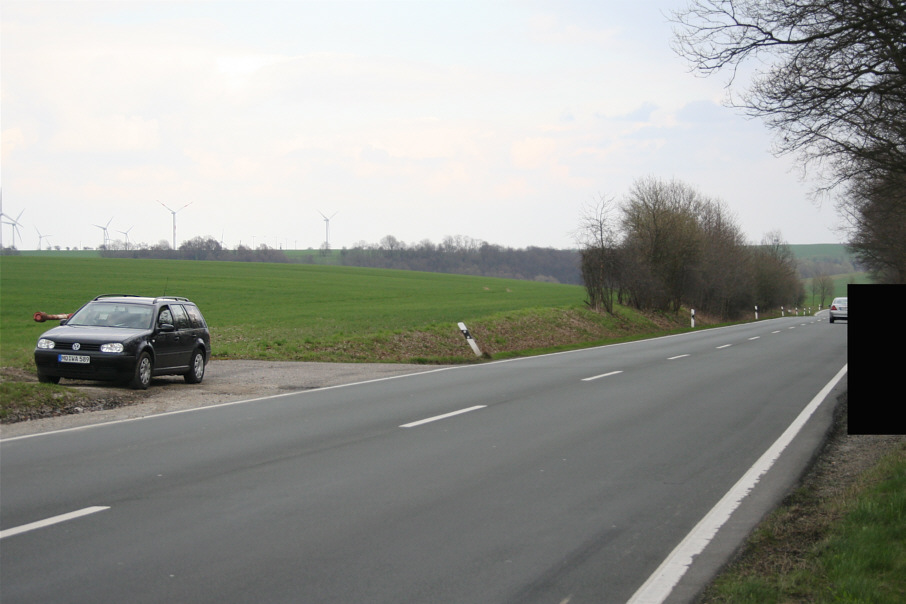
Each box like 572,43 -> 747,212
698,398 -> 906,603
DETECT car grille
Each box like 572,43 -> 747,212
56,342 -> 103,352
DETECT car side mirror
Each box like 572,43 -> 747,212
158,323 -> 176,332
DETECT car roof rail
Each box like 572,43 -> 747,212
93,294 -> 145,300
154,296 -> 191,302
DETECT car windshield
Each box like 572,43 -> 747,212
67,302 -> 153,329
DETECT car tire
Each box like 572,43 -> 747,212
829,315 -> 835,323
37,371 -> 61,384
184,349 -> 205,384
130,351 -> 153,390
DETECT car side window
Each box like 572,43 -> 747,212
170,304 -> 190,329
158,307 -> 173,326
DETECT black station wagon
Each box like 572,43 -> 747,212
34,295 -> 211,389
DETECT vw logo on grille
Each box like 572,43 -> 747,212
72,343 -> 81,351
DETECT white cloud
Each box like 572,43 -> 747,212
50,114 -> 161,153
1,127 -> 26,161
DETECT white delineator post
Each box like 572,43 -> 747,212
458,322 -> 483,357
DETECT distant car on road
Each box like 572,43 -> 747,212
829,296 -> 847,323
34,294 -> 211,389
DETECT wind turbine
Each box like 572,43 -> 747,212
118,226 -> 134,250
3,209 -> 25,249
318,210 -> 338,250
35,226 -> 52,250
0,189 -> 5,249
159,201 -> 192,250
94,217 -> 113,249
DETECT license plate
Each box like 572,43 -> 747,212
59,354 -> 90,364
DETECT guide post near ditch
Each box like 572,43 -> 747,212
457,322 -> 483,357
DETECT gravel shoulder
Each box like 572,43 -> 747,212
0,360 -> 451,439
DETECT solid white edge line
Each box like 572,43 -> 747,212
582,370 -> 623,382
400,405 -> 486,428
627,364 -> 847,604
0,506 -> 110,540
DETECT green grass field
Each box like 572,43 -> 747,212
1,256 -> 589,368
789,243 -> 852,260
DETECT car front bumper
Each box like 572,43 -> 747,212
34,350 -> 138,382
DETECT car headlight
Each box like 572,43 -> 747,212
101,343 -> 124,353
37,339 -> 56,349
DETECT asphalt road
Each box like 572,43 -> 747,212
0,315 -> 847,603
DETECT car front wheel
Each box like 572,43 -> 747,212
184,349 -> 205,384
130,352 -> 153,390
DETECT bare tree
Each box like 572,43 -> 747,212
380,235 -> 405,252
672,0 -> 906,186
751,231 -> 804,309
695,200 -> 754,318
576,195 -> 622,313
811,273 -> 836,307
621,177 -> 706,312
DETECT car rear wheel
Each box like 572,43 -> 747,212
829,315 -> 835,323
130,352 -> 153,390
184,349 -> 205,384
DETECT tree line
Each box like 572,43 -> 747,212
95,234 -> 584,284
99,239 -> 293,263
339,236 -> 581,284
578,177 -> 803,318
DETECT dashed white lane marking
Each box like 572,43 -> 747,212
400,405 -> 487,428
1,506 -> 110,540
667,354 -> 690,360
582,370 -> 623,382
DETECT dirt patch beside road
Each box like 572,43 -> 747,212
0,360 -> 451,439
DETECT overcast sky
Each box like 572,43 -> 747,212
1,0 -> 844,252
